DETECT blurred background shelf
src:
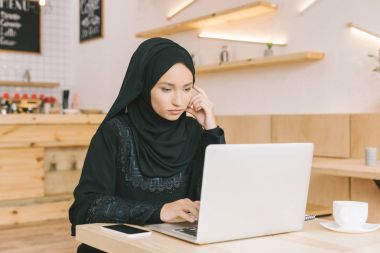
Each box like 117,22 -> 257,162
196,52 -> 325,74
312,157 -> 380,180
0,81 -> 59,88
0,114 -> 105,125
136,1 -> 277,38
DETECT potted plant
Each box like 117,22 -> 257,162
264,42 -> 274,57
368,49 -> 380,73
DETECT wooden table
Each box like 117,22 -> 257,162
76,219 -> 380,253
312,157 -> 380,180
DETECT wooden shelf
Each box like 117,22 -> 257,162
312,157 -> 380,180
0,81 -> 59,88
195,52 -> 325,74
0,114 -> 105,125
136,1 -> 277,38
306,203 -> 332,217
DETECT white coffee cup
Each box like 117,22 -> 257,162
365,147 -> 378,166
333,201 -> 368,228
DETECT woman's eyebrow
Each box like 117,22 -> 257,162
158,82 -> 193,87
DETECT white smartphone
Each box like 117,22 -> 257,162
101,224 -> 152,238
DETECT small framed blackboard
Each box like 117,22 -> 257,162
0,0 -> 41,53
80,0 -> 103,43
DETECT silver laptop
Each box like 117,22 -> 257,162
147,143 -> 314,244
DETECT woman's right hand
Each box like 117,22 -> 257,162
160,198 -> 200,223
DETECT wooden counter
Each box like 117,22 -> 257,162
0,114 -> 104,226
0,114 -> 104,125
0,114 -> 104,148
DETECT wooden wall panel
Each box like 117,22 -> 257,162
351,179 -> 380,223
0,195 -> 72,226
307,174 -> 350,208
45,170 -> 81,195
350,114 -> 380,158
271,114 -> 350,158
44,147 -> 87,171
350,114 -> 380,222
216,115 -> 271,144
0,125 -> 98,148
0,148 -> 44,201
0,117 -> 100,225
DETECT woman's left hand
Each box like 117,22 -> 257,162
186,85 -> 217,130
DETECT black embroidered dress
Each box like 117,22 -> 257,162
69,114 -> 225,236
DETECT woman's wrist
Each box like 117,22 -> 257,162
204,114 -> 217,130
160,203 -> 167,221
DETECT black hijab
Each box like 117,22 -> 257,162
102,37 -> 202,177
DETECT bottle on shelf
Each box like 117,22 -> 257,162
13,93 -> 20,102
62,89 -> 70,110
219,45 -> 229,64
42,96 -> 57,114
39,94 -> 45,113
1,92 -> 10,114
10,101 -> 17,113
22,69 -> 31,82
6,93 -> 18,114
72,92 -> 79,110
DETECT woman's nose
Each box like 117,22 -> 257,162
172,93 -> 183,106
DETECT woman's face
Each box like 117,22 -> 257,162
151,63 -> 194,121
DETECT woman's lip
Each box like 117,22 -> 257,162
168,109 -> 183,115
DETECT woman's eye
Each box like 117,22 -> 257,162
161,88 -> 171,92
184,87 -> 192,92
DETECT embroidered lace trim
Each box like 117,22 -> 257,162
86,196 -> 157,225
109,117 -> 186,192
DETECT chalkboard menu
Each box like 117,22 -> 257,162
0,0 -> 40,53
80,0 -> 103,42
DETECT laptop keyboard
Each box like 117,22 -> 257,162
173,226 -> 198,237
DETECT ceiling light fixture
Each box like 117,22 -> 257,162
198,32 -> 287,46
299,0 -> 320,15
167,0 -> 197,20
348,22 -> 380,43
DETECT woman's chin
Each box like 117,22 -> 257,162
167,115 -> 181,121
160,113 -> 182,121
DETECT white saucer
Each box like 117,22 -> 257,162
320,221 -> 380,233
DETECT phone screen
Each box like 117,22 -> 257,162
102,224 -> 149,234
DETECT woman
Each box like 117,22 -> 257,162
69,37 -> 225,252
